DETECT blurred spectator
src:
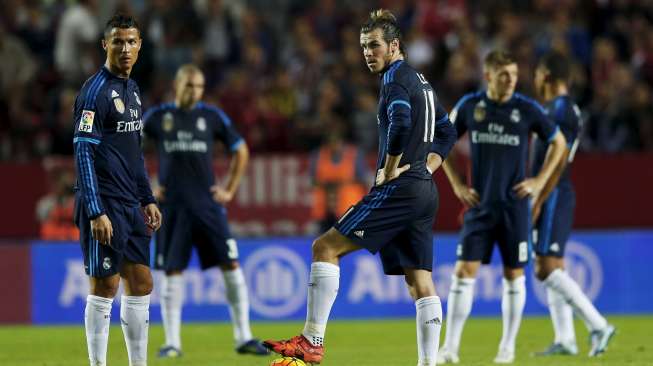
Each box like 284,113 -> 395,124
54,0 -> 100,87
309,128 -> 368,233
36,170 -> 79,241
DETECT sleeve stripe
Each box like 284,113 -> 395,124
230,138 -> 244,152
436,113 -> 449,123
73,137 -> 101,144
547,125 -> 560,143
387,100 -> 411,114
76,143 -> 101,216
83,71 -> 108,109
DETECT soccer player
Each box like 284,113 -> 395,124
531,51 -> 615,357
437,50 -> 567,364
142,64 -> 268,357
264,9 -> 457,366
73,14 -> 161,366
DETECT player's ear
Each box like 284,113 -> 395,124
101,38 -> 107,51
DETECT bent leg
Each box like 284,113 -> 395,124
536,256 -> 577,349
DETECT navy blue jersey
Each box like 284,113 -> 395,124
531,95 -> 581,190
451,91 -> 558,204
376,60 -> 457,180
73,66 -> 154,219
143,102 -> 244,207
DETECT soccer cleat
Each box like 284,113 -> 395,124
235,338 -> 270,355
493,349 -> 515,364
589,324 -> 616,357
263,335 -> 324,364
436,348 -> 460,364
157,345 -> 183,358
533,342 -> 579,356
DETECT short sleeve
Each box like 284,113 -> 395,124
450,96 -> 470,138
529,101 -> 558,143
213,108 -> 244,152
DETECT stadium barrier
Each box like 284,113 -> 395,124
23,230 -> 653,324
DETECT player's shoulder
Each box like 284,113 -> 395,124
513,92 -> 546,114
196,102 -> 232,125
77,68 -> 113,106
382,60 -> 416,87
143,102 -> 175,122
454,91 -> 484,110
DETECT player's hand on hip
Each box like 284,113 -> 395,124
453,185 -> 480,207
90,214 -> 113,245
513,178 -> 543,199
211,185 -> 234,204
376,164 -> 410,186
426,153 -> 443,174
143,203 -> 162,231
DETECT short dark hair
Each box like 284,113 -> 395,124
360,9 -> 405,55
538,51 -> 570,82
104,13 -> 140,38
484,50 -> 516,69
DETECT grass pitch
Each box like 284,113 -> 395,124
0,316 -> 650,366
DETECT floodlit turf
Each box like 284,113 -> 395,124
0,316 -> 650,365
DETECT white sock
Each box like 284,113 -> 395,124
85,295 -> 113,366
498,276 -> 526,353
443,275 -> 475,354
416,296 -> 442,366
223,267 -> 253,346
547,286 -> 576,345
302,262 -> 340,347
160,274 -> 184,349
544,269 -> 607,331
120,295 -> 150,366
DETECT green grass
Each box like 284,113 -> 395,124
0,316 -> 650,365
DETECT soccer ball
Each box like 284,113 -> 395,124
269,357 -> 307,366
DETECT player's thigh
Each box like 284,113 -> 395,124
458,206 -> 497,264
497,203 -> 530,269
192,205 -> 238,270
154,204 -> 194,271
379,213 -> 435,276
333,182 -> 413,254
79,197 -> 130,278
534,189 -> 575,258
122,205 -> 153,270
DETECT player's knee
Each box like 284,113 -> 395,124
312,235 -> 337,262
91,277 -> 120,298
220,261 -> 239,271
534,263 -> 551,281
503,267 -> 525,280
454,262 -> 478,278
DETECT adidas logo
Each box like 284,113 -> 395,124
353,230 -> 365,238
111,90 -> 119,98
425,317 -> 441,325
550,243 -> 560,252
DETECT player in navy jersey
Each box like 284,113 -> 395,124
437,50 -> 567,364
264,10 -> 457,366
531,51 -> 615,358
73,14 -> 161,366
142,64 -> 268,357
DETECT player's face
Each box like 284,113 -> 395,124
360,28 -> 395,74
176,71 -> 205,108
102,27 -> 141,76
486,63 -> 518,99
534,65 -> 548,98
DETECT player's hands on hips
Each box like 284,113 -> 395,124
376,164 -> 410,186
211,185 -> 234,204
453,184 -> 480,207
426,153 -> 443,174
143,203 -> 162,231
90,214 -> 113,245
513,177 -> 544,199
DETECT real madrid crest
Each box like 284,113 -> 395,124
474,100 -> 486,122
113,98 -> 125,114
196,117 -> 206,131
163,112 -> 174,132
510,108 -> 521,123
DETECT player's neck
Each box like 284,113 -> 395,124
175,99 -> 198,110
104,60 -> 130,79
544,83 -> 568,102
486,89 -> 512,104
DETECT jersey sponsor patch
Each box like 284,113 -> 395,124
79,110 -> 95,132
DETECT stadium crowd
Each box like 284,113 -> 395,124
1,0 -> 653,161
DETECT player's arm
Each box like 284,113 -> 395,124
141,107 -> 165,202
377,82 -> 412,185
531,146 -> 570,222
73,95 -> 113,244
212,140 -> 249,204
513,104 -> 567,199
136,147 -> 161,231
427,104 -> 457,174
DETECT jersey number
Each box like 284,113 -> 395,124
422,89 -> 436,142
